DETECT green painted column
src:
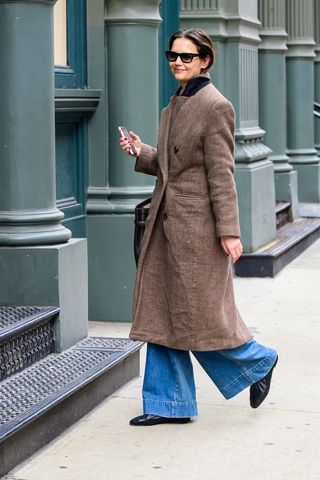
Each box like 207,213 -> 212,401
258,0 -> 298,218
87,0 -> 161,321
314,0 -> 320,155
0,0 -> 71,245
286,0 -> 320,203
0,0 -> 88,352
159,0 -> 180,110
181,0 -> 276,252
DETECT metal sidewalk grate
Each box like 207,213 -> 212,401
0,306 -> 59,339
0,307 -> 44,330
0,337 -> 142,442
75,336 -> 138,351
0,306 -> 59,381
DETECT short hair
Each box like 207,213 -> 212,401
168,28 -> 215,73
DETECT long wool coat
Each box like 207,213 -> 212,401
129,73 -> 253,351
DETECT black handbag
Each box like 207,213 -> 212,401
134,197 -> 151,265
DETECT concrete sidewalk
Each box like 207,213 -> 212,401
5,240 -> 320,480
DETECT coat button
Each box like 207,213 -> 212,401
174,146 -> 179,153
163,213 -> 168,221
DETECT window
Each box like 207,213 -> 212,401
54,0 -> 87,89
54,0 -> 67,66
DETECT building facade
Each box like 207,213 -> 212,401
0,0 -> 319,347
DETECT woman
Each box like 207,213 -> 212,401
120,28 -> 278,426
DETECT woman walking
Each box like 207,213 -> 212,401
119,28 -> 278,426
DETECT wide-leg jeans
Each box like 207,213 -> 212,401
142,340 -> 278,418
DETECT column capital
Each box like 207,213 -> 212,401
105,0 -> 161,26
258,0 -> 288,51
286,0 -> 316,58
258,0 -> 286,29
180,10 -> 261,45
314,0 -> 320,62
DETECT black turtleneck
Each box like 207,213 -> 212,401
176,76 -> 211,97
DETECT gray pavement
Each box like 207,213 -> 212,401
6,239 -> 320,480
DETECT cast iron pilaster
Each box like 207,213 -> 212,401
181,0 -> 277,252
258,0 -> 298,216
286,0 -> 320,202
0,0 -> 71,245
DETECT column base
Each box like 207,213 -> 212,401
87,215 -> 136,322
291,162 -> 320,203
275,170 -> 299,220
235,160 -> 277,252
0,209 -> 72,246
0,239 -> 88,352
270,154 -> 293,173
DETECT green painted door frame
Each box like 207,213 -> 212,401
54,0 -> 88,238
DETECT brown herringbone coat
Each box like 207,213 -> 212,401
129,74 -> 253,351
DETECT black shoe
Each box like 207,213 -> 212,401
129,414 -> 191,426
250,356 -> 278,409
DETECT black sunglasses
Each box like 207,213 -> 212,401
165,50 -> 201,63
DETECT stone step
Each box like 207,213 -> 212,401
275,201 -> 291,229
235,217 -> 320,277
0,306 -> 59,381
0,336 -> 143,477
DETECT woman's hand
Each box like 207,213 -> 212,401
119,130 -> 142,157
220,236 -> 243,263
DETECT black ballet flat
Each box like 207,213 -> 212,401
250,356 -> 278,409
129,414 -> 191,426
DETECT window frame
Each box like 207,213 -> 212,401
54,0 -> 87,89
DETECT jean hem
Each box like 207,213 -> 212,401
143,398 -> 198,418
220,350 -> 278,400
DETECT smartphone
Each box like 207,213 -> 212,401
118,126 -> 137,156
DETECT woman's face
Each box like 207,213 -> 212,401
168,38 -> 210,87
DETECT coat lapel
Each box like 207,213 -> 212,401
157,103 -> 172,182
158,73 -> 212,182
168,73 -> 212,141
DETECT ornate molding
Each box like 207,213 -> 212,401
236,141 -> 272,163
314,0 -> 320,61
0,209 -> 71,246
239,46 -> 259,128
259,30 -> 288,51
258,0 -> 286,29
180,0 -> 219,13
180,10 -> 261,45
286,41 -> 316,58
105,0 -> 161,26
55,89 -> 101,113
286,0 -> 316,57
258,0 -> 287,51
286,0 -> 314,39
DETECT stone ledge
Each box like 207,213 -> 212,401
235,217 -> 320,277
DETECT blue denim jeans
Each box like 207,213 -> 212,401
142,340 -> 278,418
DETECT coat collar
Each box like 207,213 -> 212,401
176,72 -> 211,97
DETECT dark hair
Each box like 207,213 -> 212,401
168,28 -> 215,73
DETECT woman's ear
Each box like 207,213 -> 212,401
200,55 -> 210,72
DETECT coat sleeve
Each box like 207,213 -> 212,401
203,100 -> 241,238
134,143 -> 158,177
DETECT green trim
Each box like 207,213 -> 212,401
55,113 -> 88,237
55,89 -> 101,112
